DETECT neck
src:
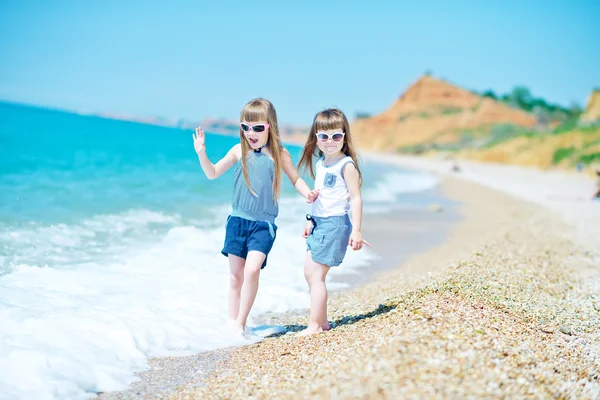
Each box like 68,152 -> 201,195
323,152 -> 344,165
253,141 -> 269,153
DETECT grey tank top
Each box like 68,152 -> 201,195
230,151 -> 279,223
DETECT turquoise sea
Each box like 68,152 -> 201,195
0,101 -> 446,399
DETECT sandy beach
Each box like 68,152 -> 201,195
99,159 -> 460,400
101,154 -> 599,399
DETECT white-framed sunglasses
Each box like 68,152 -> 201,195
316,131 -> 345,143
241,122 -> 270,133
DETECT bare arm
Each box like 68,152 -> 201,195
193,128 -> 240,180
280,149 -> 319,202
344,163 -> 370,250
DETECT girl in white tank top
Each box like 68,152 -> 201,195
311,155 -> 355,217
296,108 -> 370,337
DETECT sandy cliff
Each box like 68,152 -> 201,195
581,89 -> 600,122
351,75 -> 536,151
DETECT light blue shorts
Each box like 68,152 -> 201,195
306,214 -> 352,267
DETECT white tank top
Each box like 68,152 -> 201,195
312,155 -> 354,217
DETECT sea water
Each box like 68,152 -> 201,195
0,102 -> 443,399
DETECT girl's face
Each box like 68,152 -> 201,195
315,128 -> 345,156
241,121 -> 269,150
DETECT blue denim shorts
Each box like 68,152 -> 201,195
306,214 -> 352,267
221,216 -> 277,269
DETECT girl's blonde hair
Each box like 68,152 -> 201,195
239,98 -> 283,204
297,108 -> 362,185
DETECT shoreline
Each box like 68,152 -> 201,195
99,169 -> 461,399
331,186 -> 460,289
100,153 -> 599,399
176,155 -> 599,399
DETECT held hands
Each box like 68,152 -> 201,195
349,230 -> 370,251
302,221 -> 312,239
306,189 -> 319,204
193,127 -> 206,154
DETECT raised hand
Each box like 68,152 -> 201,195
349,230 -> 370,251
306,189 -> 320,204
193,127 -> 206,154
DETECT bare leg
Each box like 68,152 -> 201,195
236,250 -> 266,329
227,254 -> 245,323
297,251 -> 331,337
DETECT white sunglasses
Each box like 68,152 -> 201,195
316,131 -> 345,142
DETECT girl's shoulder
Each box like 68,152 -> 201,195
340,157 -> 358,177
230,143 -> 242,160
340,156 -> 356,170
277,147 -> 293,162
341,161 -> 360,185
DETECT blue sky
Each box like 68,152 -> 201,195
1,0 -> 598,125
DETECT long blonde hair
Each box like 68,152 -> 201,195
239,98 -> 283,204
297,108 -> 362,185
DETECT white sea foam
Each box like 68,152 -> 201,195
362,170 -> 438,203
0,159 -> 441,399
0,199 -> 380,399
360,169 -> 439,214
0,105 -> 441,399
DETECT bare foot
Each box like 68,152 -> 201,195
225,320 -> 262,343
296,325 -> 324,337
226,319 -> 244,334
322,322 -> 331,331
242,327 -> 263,343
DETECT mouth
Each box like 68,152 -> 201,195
248,137 -> 259,146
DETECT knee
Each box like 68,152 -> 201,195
245,264 -> 262,278
304,271 -> 321,286
303,270 -> 313,283
229,273 -> 243,290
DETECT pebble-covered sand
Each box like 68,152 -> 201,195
102,159 -> 600,399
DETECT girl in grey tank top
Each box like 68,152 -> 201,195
193,98 -> 319,340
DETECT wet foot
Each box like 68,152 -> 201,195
242,327 -> 263,343
226,319 -> 244,334
226,320 -> 263,343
